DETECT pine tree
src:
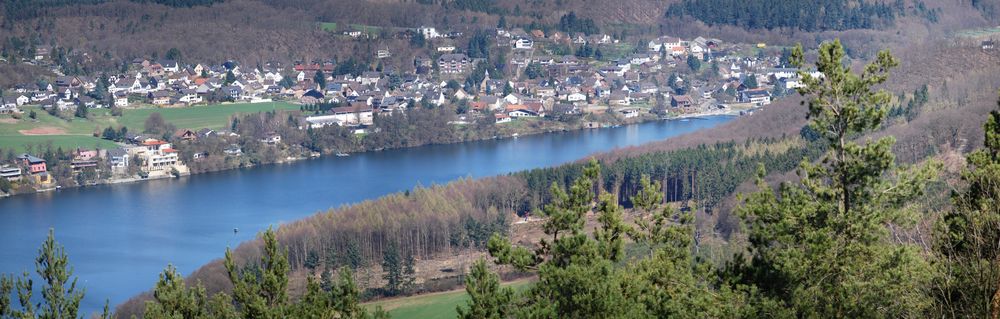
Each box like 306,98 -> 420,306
734,40 -> 938,317
224,70 -> 236,85
934,94 -> 1000,318
456,259 -> 514,319
381,241 -> 404,296
224,226 -> 289,318
0,230 -> 89,318
687,54 -> 702,71
143,264 -> 237,319
35,229 -> 86,319
314,69 -> 326,89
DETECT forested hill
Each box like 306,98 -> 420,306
666,0 -> 905,31
1,0 -> 992,68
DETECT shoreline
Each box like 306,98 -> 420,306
0,109 -> 743,200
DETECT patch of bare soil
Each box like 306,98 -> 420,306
19,127 -> 67,135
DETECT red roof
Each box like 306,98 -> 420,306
142,140 -> 168,146
162,148 -> 177,153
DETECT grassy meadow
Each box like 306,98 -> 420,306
364,279 -> 533,319
0,101 -> 299,152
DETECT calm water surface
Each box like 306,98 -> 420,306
0,116 -> 732,313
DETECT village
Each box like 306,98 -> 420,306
0,23 -> 815,197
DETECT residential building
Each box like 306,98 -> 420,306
739,89 -> 772,105
0,166 -> 21,181
132,140 -> 180,171
438,54 -> 470,74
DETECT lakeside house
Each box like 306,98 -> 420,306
16,154 -> 53,186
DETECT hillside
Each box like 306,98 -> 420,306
102,29 -> 1000,316
1,0 -> 994,70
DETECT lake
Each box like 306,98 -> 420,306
0,116 -> 732,314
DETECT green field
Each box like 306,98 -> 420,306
955,26 -> 1000,38
320,22 -> 385,35
0,101 -> 299,152
365,280 -> 533,319
320,22 -> 338,32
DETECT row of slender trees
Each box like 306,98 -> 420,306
3,40 -> 1000,318
459,40 -> 1000,318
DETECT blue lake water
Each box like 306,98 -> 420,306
0,116 -> 732,314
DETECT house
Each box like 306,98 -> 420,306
418,26 -> 441,39
114,92 -> 129,107
260,132 -> 281,145
438,54 -> 470,74
377,49 -> 391,59
360,72 -> 381,86
304,115 -> 344,128
15,95 -> 30,106
983,40 -> 995,51
648,36 -> 681,53
70,159 -> 98,172
671,95 -> 694,107
107,148 -> 129,171
329,103 -> 375,126
495,113 -> 512,123
514,38 -> 534,49
566,92 -> 587,102
300,89 -> 325,105
0,165 -> 22,181
34,45 -> 51,60
505,103 -> 546,117
173,129 -> 197,141
739,89 -> 772,105
221,86 -> 243,100
608,93 -> 630,106
436,46 -> 456,52
224,144 -> 243,156
618,107 -> 640,119
133,140 -> 180,171
18,154 -> 47,174
177,89 -> 202,104
148,91 -> 172,105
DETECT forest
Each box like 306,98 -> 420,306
665,0 -> 903,31
1,38 -> 1000,318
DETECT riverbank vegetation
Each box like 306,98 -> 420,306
5,37 -> 1000,318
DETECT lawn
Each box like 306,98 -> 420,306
0,135 -> 118,153
955,26 -> 1000,38
320,22 -> 385,35
117,101 -> 300,130
0,101 -> 300,152
320,22 -> 338,32
364,279 -> 533,319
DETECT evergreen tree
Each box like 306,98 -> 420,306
733,40 -> 938,317
313,69 -> 327,89
74,105 -> 87,119
687,54 -> 702,71
381,241 -> 404,296
143,264 -> 237,319
224,70 -> 236,85
934,94 -> 1000,318
743,74 -> 758,89
456,259 -> 514,319
224,226 -> 290,318
0,229 -> 88,319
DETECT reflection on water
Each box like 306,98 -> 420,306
0,116 -> 732,313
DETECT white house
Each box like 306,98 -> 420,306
494,113 -> 512,124
566,92 -> 587,102
514,38 -> 534,49
418,26 -> 441,39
